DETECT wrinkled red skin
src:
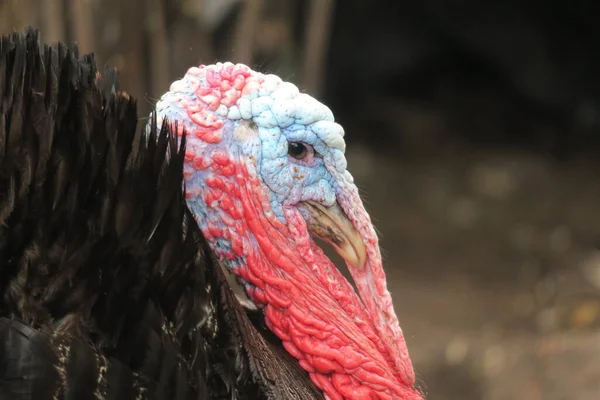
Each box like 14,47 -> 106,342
169,63 -> 423,399
186,145 -> 423,400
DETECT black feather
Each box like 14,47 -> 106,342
0,28 -> 323,400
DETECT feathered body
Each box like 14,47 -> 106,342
0,29 -> 322,399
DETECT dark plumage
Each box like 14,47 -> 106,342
0,28 -> 321,399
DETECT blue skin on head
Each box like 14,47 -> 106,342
155,75 -> 350,226
151,65 -> 358,290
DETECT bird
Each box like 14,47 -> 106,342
0,28 -> 424,400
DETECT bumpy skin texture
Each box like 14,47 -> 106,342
154,63 -> 423,400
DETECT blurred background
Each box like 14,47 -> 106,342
2,0 -> 600,398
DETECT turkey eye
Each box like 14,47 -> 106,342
288,142 -> 308,159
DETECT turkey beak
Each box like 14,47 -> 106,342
300,201 -> 367,269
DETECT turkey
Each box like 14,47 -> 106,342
0,28 -> 424,400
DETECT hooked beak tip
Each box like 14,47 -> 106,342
299,201 -> 367,270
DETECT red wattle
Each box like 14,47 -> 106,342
187,150 -> 422,399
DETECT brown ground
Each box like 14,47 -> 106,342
346,138 -> 600,399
